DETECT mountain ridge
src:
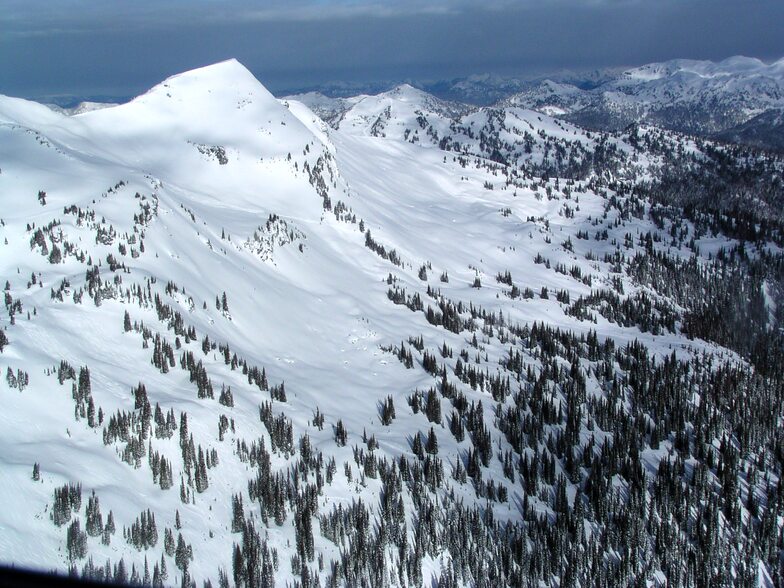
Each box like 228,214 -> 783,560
1,59 -> 783,587
283,55 -> 784,150
500,55 -> 784,148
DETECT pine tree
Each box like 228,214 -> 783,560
425,427 -> 439,455
175,533 -> 191,572
86,491 -> 103,537
219,384 -> 234,407
334,420 -> 347,447
164,528 -> 175,557
102,510 -> 115,545
66,520 -> 88,561
411,433 -> 424,459
380,396 -> 396,426
231,494 -> 244,533
425,388 -> 441,424
77,366 -> 91,402
87,397 -> 96,428
114,559 -> 127,585
195,446 -> 209,493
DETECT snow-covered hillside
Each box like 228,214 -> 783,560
1,60 -> 783,587
500,56 -> 784,147
290,84 -> 471,139
289,55 -> 784,150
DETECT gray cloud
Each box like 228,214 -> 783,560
1,0 -> 782,100
0,0 -> 504,33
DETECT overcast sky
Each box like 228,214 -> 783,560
1,0 -> 783,100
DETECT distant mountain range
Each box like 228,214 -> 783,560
286,56 -> 784,151
500,56 -> 784,149
43,56 -> 784,151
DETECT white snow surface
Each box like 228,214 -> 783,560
502,55 -> 784,132
0,59 -> 755,585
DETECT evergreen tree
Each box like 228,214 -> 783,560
85,491 -> 103,537
334,420 -> 347,447
66,520 -> 88,561
425,427 -> 439,455
175,533 -> 192,572
231,494 -> 244,533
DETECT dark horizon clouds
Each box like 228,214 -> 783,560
1,0 -> 783,100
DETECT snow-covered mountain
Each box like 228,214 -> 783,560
1,59 -> 783,587
286,55 -> 784,151
501,56 -> 784,148
288,84 -> 471,138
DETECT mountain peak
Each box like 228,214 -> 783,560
54,58 -> 319,175
621,55 -> 780,82
137,58 -> 274,105
166,58 -> 253,83
716,55 -> 766,72
385,83 -> 431,101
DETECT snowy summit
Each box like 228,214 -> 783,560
0,59 -> 783,587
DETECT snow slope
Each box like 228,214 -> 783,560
0,60 -> 781,587
501,55 -> 784,143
